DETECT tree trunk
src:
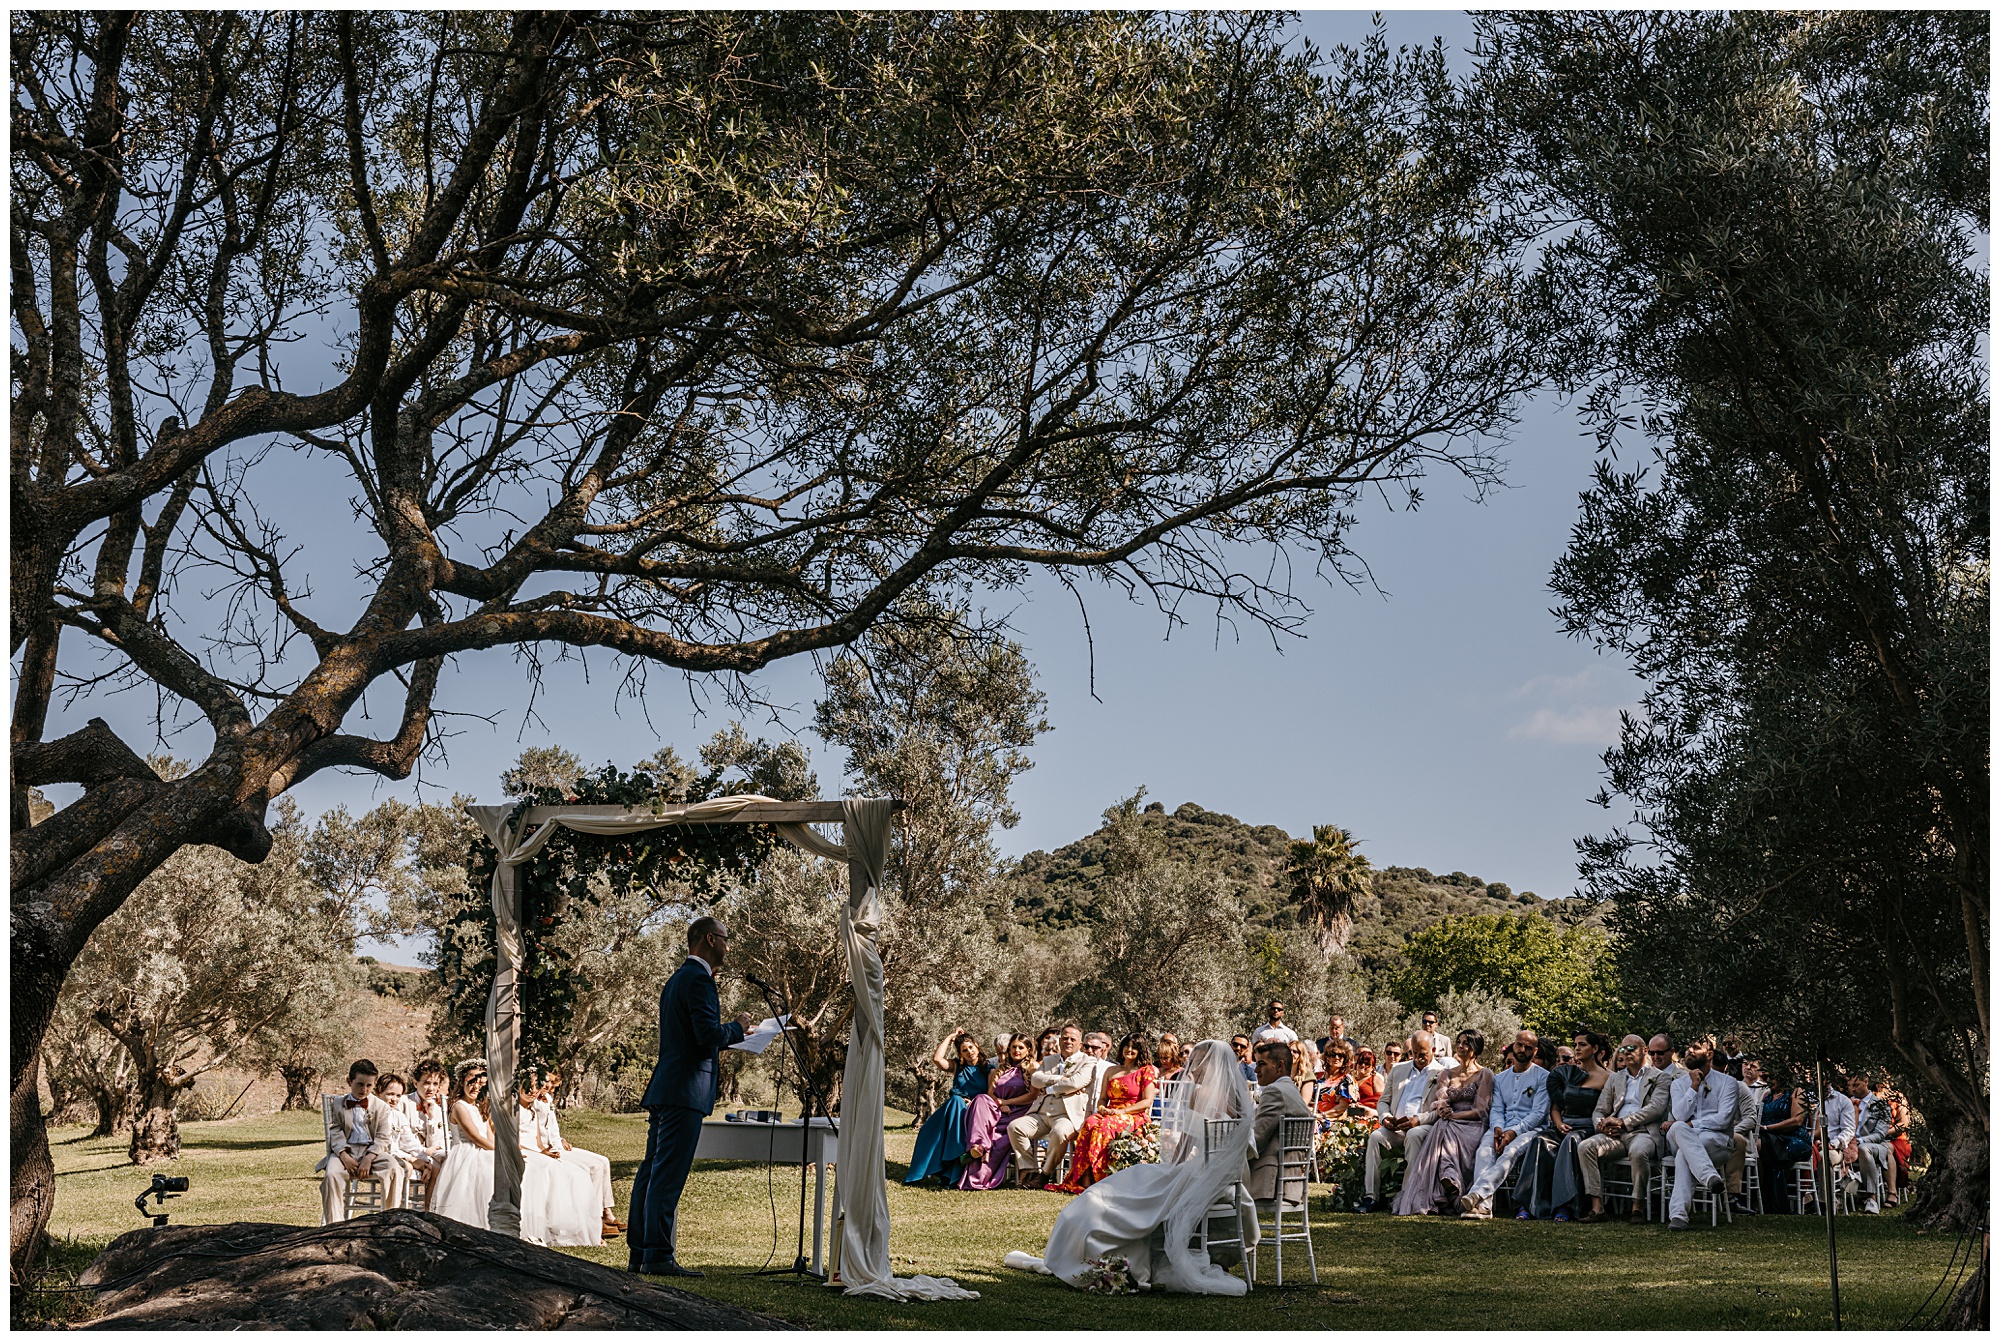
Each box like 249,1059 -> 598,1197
128,1080 -> 184,1166
10,966 -> 61,1280
1908,1108 -> 1989,1236
1940,1239 -> 1988,1330
90,1081 -> 136,1138
278,1066 -> 317,1112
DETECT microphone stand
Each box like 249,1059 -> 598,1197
745,977 -> 836,1281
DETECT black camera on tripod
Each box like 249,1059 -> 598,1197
134,1174 -> 189,1227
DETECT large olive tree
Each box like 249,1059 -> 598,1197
10,11 -> 1551,1268
1480,9 -> 1987,1268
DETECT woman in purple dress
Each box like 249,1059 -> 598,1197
959,1031 -> 1038,1190
1393,1029 -> 1494,1216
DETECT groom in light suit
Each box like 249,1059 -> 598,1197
628,917 -> 756,1277
1009,1025 -> 1095,1188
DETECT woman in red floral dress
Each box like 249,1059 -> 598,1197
1049,1034 -> 1158,1194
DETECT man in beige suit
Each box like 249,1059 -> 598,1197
1357,1033 -> 1446,1213
1009,1026 -> 1096,1188
1247,1041 -> 1312,1204
1577,1035 -> 1672,1222
318,1058 -> 403,1223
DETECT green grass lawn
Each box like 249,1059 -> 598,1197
45,1110 -> 1954,1329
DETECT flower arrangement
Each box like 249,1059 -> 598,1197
1080,1255 -> 1142,1294
1106,1120 -> 1161,1172
1313,1112 -> 1381,1211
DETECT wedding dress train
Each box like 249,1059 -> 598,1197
1005,1039 -> 1260,1295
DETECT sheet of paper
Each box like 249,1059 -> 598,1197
728,1014 -> 792,1055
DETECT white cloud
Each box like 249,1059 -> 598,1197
1507,705 -> 1628,746
1506,664 -> 1640,746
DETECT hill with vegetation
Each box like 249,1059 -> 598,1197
1002,798 -> 1590,983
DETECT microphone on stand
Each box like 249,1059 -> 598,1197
744,972 -> 782,998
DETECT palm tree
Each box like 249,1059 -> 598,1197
1288,825 -> 1374,958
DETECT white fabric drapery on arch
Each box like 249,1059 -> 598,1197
464,794 -> 974,1301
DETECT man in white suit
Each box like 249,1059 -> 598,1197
1356,1033 -> 1445,1213
318,1059 -> 402,1223
1248,1041 -> 1312,1204
1009,1026 -> 1096,1188
1662,1039 -> 1740,1230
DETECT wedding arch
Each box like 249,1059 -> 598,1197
463,794 -> 971,1301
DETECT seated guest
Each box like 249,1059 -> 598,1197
1458,1030 -> 1549,1219
906,1029 -> 991,1186
1419,1010 -> 1453,1061
512,1061 -> 601,1246
1250,1000 -> 1298,1046
318,1059 -> 401,1223
1579,1035 -> 1671,1221
1359,1033 -> 1446,1213
1287,1038 -> 1319,1112
1314,1041 -> 1352,1114
1154,1033 -> 1185,1084
1717,1035 -> 1749,1080
1352,1048 -> 1384,1111
1248,1041 -> 1312,1205
1150,1034 -> 1185,1124
1082,1031 -> 1115,1105
537,1065 -> 623,1237
1231,1034 -> 1258,1086
403,1059 -> 451,1202
1514,1031 -> 1609,1220
376,1072 -> 432,1209
961,1031 -> 1038,1190
1008,1026 -> 1095,1188
1660,1038 -> 1740,1230
1649,1034 -> 1687,1085
1850,1071 -> 1892,1215
1756,1061 -> 1811,1213
1381,1040 -> 1406,1076
1817,1070 -> 1860,1198
1725,1059 -> 1763,1210
1315,1014 -> 1349,1061
1036,1028 -> 1061,1061
1879,1079 -> 1911,1203
1393,1029 -> 1492,1216
1050,1034 -> 1158,1194
428,1060 -> 496,1227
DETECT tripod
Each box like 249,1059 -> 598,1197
747,978 -> 837,1281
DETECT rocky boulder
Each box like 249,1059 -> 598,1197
77,1211 -> 797,1330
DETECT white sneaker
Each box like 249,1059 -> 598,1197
1863,1197 -> 1880,1215
1458,1194 -> 1490,1219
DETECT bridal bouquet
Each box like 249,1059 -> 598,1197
1106,1121 -> 1161,1172
1079,1255 -> 1142,1295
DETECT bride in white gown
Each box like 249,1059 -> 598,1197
1005,1038 -> 1260,1295
514,1063 -> 602,1247
429,1061 -> 495,1228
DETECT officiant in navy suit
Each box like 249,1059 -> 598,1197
629,916 -> 757,1277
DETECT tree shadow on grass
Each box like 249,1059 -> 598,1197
189,1136 -> 321,1153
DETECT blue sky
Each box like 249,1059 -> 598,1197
25,12 -> 1641,954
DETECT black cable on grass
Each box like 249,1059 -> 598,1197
1899,1229 -> 1970,1330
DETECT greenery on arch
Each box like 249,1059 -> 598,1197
440,754 -> 807,1067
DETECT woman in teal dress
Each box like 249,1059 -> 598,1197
906,1031 -> 991,1185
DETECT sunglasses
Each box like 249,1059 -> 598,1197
1647,1049 -> 1671,1057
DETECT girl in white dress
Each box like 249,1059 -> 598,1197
515,1062 -> 602,1247
428,1061 -> 495,1228
536,1067 -> 622,1238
